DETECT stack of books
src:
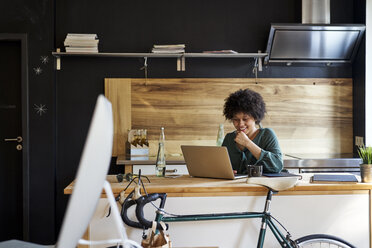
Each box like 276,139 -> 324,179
152,44 -> 185,54
64,33 -> 99,53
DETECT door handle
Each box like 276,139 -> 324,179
4,136 -> 23,143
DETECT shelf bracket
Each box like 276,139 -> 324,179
253,50 -> 263,72
56,48 -> 61,70
140,57 -> 148,84
177,54 -> 186,71
258,56 -> 262,72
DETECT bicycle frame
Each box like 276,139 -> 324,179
158,212 -> 292,248
128,189 -> 296,248
121,173 -> 356,248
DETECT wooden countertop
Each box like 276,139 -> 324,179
64,174 -> 372,197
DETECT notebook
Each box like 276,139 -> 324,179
263,171 -> 302,178
310,174 -> 358,184
181,145 -> 247,180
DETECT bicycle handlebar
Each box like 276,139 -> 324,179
136,193 -> 168,230
121,191 -> 143,229
121,191 -> 168,230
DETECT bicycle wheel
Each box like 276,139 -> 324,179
296,234 -> 356,248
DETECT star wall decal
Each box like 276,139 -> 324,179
40,56 -> 49,64
34,104 -> 47,116
33,67 -> 42,75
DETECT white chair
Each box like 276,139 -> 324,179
0,95 -> 141,248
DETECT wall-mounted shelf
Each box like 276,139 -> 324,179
52,51 -> 268,71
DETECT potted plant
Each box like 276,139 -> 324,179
357,145 -> 372,183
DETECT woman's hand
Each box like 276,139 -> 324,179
235,130 -> 262,159
234,131 -> 250,148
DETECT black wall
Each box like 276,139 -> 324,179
353,0 -> 366,155
0,0 -> 55,243
0,0 -> 365,244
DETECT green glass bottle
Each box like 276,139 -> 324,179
155,127 -> 166,176
216,124 -> 224,146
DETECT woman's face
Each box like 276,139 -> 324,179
232,112 -> 256,134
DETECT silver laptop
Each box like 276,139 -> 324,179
181,145 -> 248,180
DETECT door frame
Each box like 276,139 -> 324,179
0,33 -> 30,240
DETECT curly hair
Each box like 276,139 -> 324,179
223,88 -> 266,124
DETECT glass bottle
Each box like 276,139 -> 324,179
216,124 -> 224,146
141,129 -> 149,147
155,127 -> 166,177
131,129 -> 140,147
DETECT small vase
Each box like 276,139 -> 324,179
360,164 -> 372,183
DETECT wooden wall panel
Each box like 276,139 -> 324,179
105,78 -> 353,157
104,78 -> 131,156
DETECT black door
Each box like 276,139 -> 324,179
0,38 -> 25,241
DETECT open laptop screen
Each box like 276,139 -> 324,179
181,145 -> 247,180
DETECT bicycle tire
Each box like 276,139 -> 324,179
296,234 -> 356,248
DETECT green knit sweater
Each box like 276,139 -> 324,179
222,128 -> 283,173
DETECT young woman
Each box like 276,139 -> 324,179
222,89 -> 283,174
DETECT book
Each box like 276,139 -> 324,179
65,47 -> 98,53
64,39 -> 99,47
151,49 -> 185,54
66,33 -> 98,40
152,44 -> 185,54
310,174 -> 358,184
153,44 -> 185,49
203,50 -> 238,54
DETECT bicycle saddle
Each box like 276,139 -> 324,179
246,176 -> 299,191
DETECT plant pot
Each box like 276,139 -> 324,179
360,164 -> 372,183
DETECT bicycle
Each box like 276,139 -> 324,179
119,172 -> 356,248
